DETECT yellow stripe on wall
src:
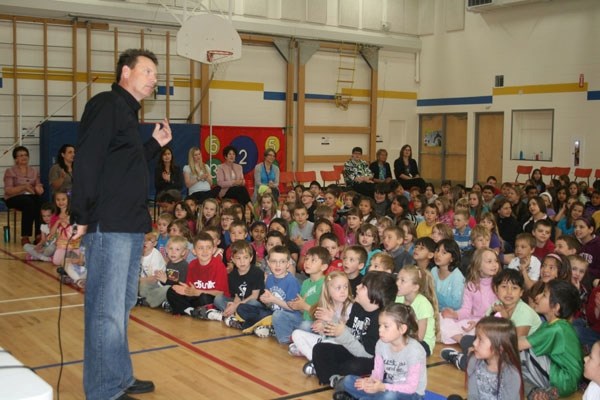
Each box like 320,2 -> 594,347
493,82 -> 588,95
341,87 -> 417,100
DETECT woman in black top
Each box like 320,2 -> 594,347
393,144 -> 425,191
154,146 -> 183,196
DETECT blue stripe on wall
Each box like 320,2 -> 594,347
417,96 -> 493,107
156,85 -> 174,96
264,91 -> 337,101
264,91 -> 286,100
588,91 -> 600,100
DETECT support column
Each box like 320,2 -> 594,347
296,41 -> 319,172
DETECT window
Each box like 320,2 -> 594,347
510,109 -> 553,161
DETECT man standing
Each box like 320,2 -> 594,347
71,49 -> 172,400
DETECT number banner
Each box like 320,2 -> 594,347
200,125 -> 286,194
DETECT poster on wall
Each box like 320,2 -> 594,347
423,130 -> 443,147
200,125 -> 286,195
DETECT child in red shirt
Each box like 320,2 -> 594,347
166,232 -> 229,316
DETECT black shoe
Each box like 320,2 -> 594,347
125,379 -> 155,394
333,391 -> 355,400
116,394 -> 139,400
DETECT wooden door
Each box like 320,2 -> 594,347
444,114 -> 467,186
419,114 -> 443,186
475,112 -> 504,183
419,113 -> 467,187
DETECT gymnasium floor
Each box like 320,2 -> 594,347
0,215 -> 580,399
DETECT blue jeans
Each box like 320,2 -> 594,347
83,229 -> 144,400
213,294 -> 261,312
573,318 -> 600,349
272,309 -> 311,344
341,375 -> 424,400
236,303 -> 273,329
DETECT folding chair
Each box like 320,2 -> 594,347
515,165 -> 533,184
295,171 -> 317,186
574,168 -> 592,185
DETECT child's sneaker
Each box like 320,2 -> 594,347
242,315 -> 272,335
254,325 -> 275,338
224,315 -> 243,330
40,255 -> 52,262
527,387 -> 559,400
329,374 -> 343,389
206,309 -> 223,321
161,301 -> 172,314
191,306 -> 210,320
302,361 -> 316,376
441,347 -> 465,370
288,343 -> 302,357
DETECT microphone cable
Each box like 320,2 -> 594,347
56,223 -> 78,400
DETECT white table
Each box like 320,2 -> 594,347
0,348 -> 53,400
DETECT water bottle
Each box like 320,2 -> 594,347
519,150 -> 524,160
3,226 -> 9,243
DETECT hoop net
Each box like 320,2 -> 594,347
207,50 -> 234,63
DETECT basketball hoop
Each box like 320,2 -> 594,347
206,50 -> 234,63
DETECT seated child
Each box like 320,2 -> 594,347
319,232 -> 343,275
138,232 -> 166,304
452,209 -> 472,254
225,220 -> 251,273
271,246 -> 329,344
458,225 -> 490,275
519,279 -> 583,398
166,232 -> 229,316
532,219 -> 555,260
290,271 -> 353,362
583,341 -> 600,400
155,212 -> 173,259
206,240 -> 264,322
395,265 -> 438,356
554,234 -> 581,257
431,222 -> 453,243
506,233 -> 540,290
24,202 -> 56,262
367,253 -> 394,273
231,245 -> 300,336
357,223 -> 381,273
382,226 -> 414,273
416,203 -> 438,239
441,268 -> 542,371
431,239 -> 464,311
335,303 -> 427,400
412,237 -> 435,271
343,245 -> 367,296
439,248 -> 499,345
310,271 -> 399,388
145,236 -> 189,311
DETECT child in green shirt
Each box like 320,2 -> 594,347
518,279 -> 583,399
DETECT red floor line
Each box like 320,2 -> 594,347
1,247 -> 288,396
130,315 -> 288,396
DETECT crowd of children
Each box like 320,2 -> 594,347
25,168 -> 600,400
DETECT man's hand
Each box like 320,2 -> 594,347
70,224 -> 88,241
152,118 -> 172,147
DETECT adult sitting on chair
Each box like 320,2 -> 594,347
369,148 -> 393,185
183,147 -> 218,204
216,145 -> 253,211
49,144 -> 75,195
3,146 -> 44,244
155,146 -> 183,197
253,147 -> 280,201
393,144 -> 426,191
343,146 -> 375,198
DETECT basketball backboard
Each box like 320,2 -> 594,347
176,14 -> 242,64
